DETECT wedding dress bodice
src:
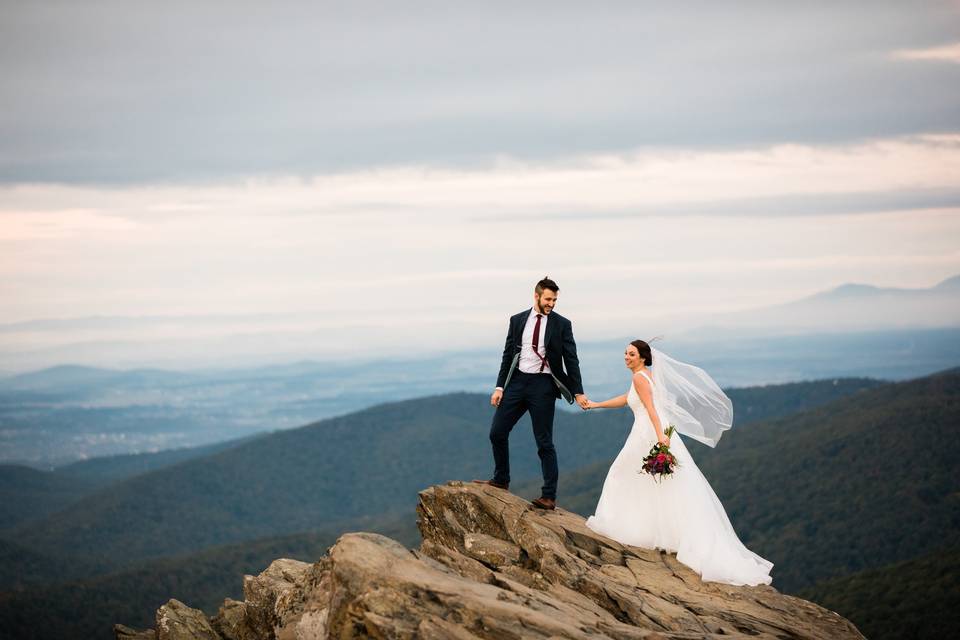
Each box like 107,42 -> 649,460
626,369 -> 653,414
626,370 -> 658,442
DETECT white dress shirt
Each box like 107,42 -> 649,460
519,307 -> 552,374
495,308 -> 553,391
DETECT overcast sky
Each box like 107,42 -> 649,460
1,1 -> 959,366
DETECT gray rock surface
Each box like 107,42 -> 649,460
156,598 -> 220,640
211,598 -> 257,640
113,623 -> 155,640
116,481 -> 865,639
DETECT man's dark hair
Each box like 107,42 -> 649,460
535,276 -> 559,295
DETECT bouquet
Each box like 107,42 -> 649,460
640,425 -> 679,482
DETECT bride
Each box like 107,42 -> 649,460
583,339 -> 773,586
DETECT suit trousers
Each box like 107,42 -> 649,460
489,370 -> 558,499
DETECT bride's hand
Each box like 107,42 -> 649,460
658,435 -> 671,447
584,400 -> 598,410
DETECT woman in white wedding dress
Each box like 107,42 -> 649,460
584,340 -> 773,586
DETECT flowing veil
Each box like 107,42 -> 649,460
649,347 -> 733,448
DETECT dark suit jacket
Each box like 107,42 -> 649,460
495,308 -> 584,403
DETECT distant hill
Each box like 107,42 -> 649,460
45,374 -> 880,487
0,465 -> 100,530
3,377 -> 881,582
0,437 -> 257,532
52,434 -> 260,485
536,368 -> 960,592
0,364 -> 190,393
0,512 -> 419,640
699,274 -> 960,333
799,547 -> 960,640
0,539 -> 103,591
4,324 -> 957,466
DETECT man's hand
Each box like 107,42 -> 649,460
491,389 -> 503,407
575,394 -> 589,410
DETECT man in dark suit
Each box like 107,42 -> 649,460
473,276 -> 588,510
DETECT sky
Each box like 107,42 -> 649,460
1,1 -> 959,368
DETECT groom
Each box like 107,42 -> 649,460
474,276 -> 588,510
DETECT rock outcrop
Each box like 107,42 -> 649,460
116,481 -> 864,639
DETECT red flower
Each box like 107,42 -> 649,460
656,453 -> 666,462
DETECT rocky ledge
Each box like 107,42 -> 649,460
115,481 -> 864,639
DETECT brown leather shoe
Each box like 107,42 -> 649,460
531,497 -> 556,510
472,479 -> 509,490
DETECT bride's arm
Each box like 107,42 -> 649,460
584,393 -> 627,409
586,395 -> 627,409
633,374 -> 667,444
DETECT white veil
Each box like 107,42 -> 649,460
649,347 -> 733,448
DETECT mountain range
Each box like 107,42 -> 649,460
2,273 -> 958,467
3,324 -> 959,466
3,377 -> 882,571
692,273 -> 960,334
0,369 -> 957,638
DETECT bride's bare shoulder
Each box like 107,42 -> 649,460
631,371 -> 651,393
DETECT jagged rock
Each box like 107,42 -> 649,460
419,538 -> 497,584
242,558 -> 312,638
113,623 -> 154,640
461,531 -> 522,567
211,598 -> 256,640
274,558 -> 334,640
156,598 -> 219,640
414,482 -> 863,639
118,481 -> 866,639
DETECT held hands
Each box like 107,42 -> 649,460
494,389 -> 590,410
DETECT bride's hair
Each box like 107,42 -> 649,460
630,339 -> 653,366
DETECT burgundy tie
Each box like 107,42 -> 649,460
531,314 -> 547,372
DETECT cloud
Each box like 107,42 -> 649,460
4,134 -> 957,227
892,41 -> 960,63
2,3 -> 959,369
1,134 -> 959,337
0,2 -> 958,184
